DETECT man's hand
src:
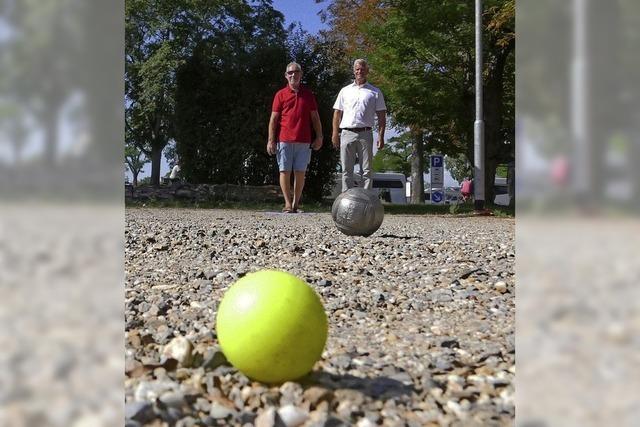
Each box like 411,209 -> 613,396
375,110 -> 386,151
267,112 -> 279,155
267,140 -> 276,155
332,133 -> 340,149
332,109 -> 342,150
311,136 -> 323,151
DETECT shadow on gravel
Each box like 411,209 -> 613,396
377,234 -> 420,240
302,371 -> 415,399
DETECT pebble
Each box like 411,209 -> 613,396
125,401 -> 154,423
209,398 -> 236,419
303,386 -> 334,408
162,336 -> 194,367
134,380 -> 176,402
494,281 -> 508,293
255,407 -> 281,427
356,417 -> 378,427
277,404 -> 309,426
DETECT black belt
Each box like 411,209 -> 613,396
342,127 -> 372,132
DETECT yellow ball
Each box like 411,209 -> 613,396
216,270 -> 328,383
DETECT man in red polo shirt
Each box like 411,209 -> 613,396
267,62 -> 323,213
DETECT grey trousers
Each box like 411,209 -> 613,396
340,129 -> 374,192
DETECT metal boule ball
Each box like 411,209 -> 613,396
331,187 -> 384,237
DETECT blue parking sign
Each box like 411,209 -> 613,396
430,155 -> 443,167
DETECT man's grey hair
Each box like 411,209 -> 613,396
353,58 -> 369,69
286,62 -> 302,72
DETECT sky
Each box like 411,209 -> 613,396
271,0 -> 328,34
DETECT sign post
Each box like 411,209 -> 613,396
430,155 -> 445,205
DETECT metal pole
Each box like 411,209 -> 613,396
474,0 -> 485,210
572,0 -> 589,197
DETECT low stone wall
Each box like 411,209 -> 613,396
125,183 -> 282,203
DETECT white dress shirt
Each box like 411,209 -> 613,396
333,81 -> 386,128
169,165 -> 180,179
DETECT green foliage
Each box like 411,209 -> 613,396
137,176 -> 152,186
125,197 -> 515,217
339,0 -> 515,200
372,132 -> 412,175
0,0 -> 86,168
124,143 -> 149,185
361,1 -> 472,152
126,0 -> 257,184
172,2 -> 288,185
163,141 -> 177,167
446,153 -> 472,183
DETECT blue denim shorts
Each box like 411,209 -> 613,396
277,142 -> 312,172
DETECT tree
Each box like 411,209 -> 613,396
0,0 -> 82,169
372,132 -> 412,176
163,140 -> 177,168
126,0 -> 251,185
407,128 -> 426,204
124,143 -> 149,186
319,0 -> 515,203
173,3 -> 289,186
0,104 -> 28,164
447,153 -> 473,183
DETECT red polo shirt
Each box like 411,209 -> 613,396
272,85 -> 318,143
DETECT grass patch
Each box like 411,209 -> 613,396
126,199 -> 514,217
125,199 -> 333,212
385,203 -> 513,217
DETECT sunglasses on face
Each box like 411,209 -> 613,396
286,70 -> 301,75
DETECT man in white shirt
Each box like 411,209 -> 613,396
332,58 -> 386,192
169,163 -> 181,184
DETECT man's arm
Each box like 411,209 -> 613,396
267,112 -> 279,155
332,109 -> 343,149
376,110 -> 386,150
310,110 -> 323,150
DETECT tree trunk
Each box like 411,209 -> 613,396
150,143 -> 163,186
42,109 -> 59,169
9,121 -> 27,164
507,160 -> 515,208
410,128 -> 425,204
483,40 -> 514,205
132,171 -> 139,187
484,157 -> 497,205
484,97 -> 498,204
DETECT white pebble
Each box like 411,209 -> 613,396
494,281 -> 508,293
277,405 -> 309,427
162,336 -> 193,367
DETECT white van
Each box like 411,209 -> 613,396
331,172 -> 407,204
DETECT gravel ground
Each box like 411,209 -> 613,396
125,208 -> 515,427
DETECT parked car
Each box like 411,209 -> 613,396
331,172 -> 407,204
